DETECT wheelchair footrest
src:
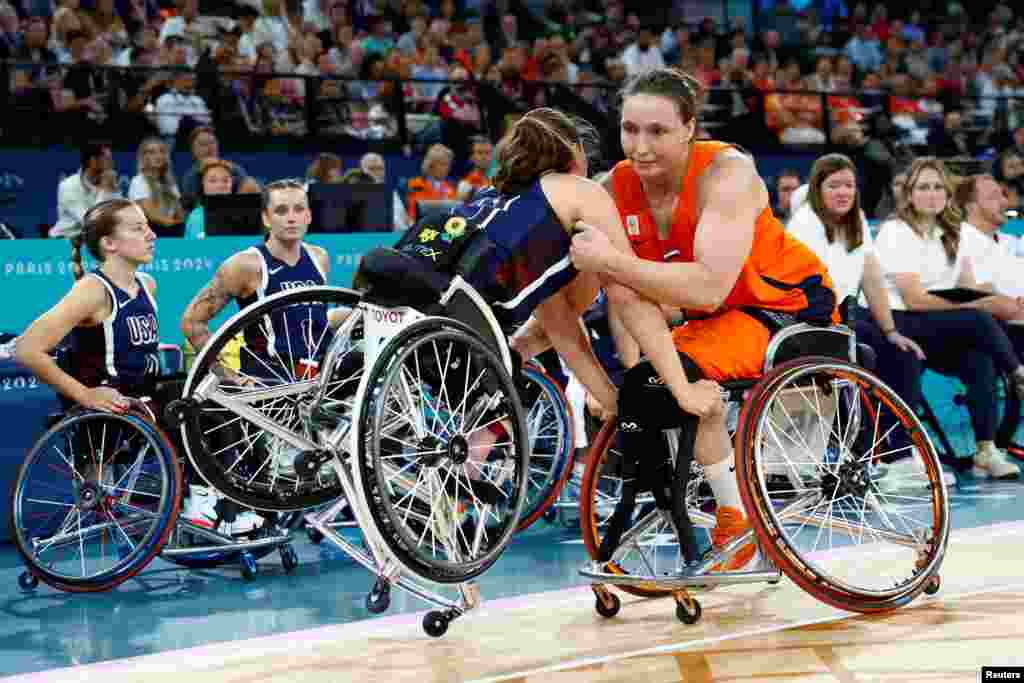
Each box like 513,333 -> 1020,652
579,560 -> 781,589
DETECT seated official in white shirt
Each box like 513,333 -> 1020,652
52,141 -> 122,237
956,173 -> 1024,299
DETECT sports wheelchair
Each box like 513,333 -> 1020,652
10,393 -> 296,594
578,323 -> 951,624
165,243 -> 540,637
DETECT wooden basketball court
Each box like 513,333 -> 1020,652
7,522 -> 1024,683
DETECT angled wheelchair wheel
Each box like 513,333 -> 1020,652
180,287 -> 363,512
735,358 -> 950,613
578,421 -> 714,598
11,409 -> 182,592
515,364 -> 574,532
356,319 -> 530,584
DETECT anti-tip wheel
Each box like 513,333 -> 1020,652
924,575 -> 941,595
162,398 -> 196,429
18,571 -> 39,591
676,598 -> 702,625
280,545 -> 298,573
594,592 -> 621,619
306,526 -> 324,544
422,611 -> 450,638
240,551 -> 258,580
365,579 -> 391,614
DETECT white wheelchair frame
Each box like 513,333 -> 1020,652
182,277 -> 518,636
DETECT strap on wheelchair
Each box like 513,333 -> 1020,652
668,417 -> 703,565
597,442 -> 638,563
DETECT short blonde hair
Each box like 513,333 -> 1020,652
421,144 -> 454,175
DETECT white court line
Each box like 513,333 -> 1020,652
469,521 -> 1024,683
468,580 -> 1024,683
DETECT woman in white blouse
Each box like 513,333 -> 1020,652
873,157 -> 1024,479
129,137 -> 185,236
787,154 -> 924,395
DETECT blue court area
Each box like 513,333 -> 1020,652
0,468 -> 1021,679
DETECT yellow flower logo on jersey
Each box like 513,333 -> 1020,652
443,216 -> 467,239
419,227 -> 440,243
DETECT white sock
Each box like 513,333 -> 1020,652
703,455 -> 744,516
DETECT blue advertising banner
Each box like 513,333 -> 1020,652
0,233 -> 396,346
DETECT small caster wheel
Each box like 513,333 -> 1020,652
240,551 -> 258,580
594,592 -> 621,619
924,575 -> 941,595
280,544 -> 298,573
676,598 -> 702,625
423,610 -> 449,638
365,578 -> 391,614
163,399 -> 195,429
306,526 -> 324,544
18,571 -> 39,591
543,506 -> 558,524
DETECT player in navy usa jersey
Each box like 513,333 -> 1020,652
181,179 -> 332,381
388,108 -> 623,420
17,199 -> 160,412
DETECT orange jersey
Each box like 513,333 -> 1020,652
610,141 -> 838,325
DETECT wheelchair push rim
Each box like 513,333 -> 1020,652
355,320 -> 530,584
11,410 -> 182,592
181,286 -> 363,512
735,358 -> 950,613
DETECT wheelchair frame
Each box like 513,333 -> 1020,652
578,323 -> 949,624
178,277 -> 526,637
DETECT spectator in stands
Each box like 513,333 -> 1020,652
434,62 -> 483,164
619,25 -> 664,78
957,174 -> 1023,297
773,168 -> 802,222
0,2 -> 19,58
129,137 -> 185,236
359,152 -> 409,231
184,158 -> 233,239
993,149 -> 1024,198
148,70 -> 211,142
180,126 -> 245,211
844,24 -> 883,73
90,0 -> 128,50
51,0 -> 95,62
874,157 -> 1024,477
405,143 -> 455,222
456,135 -> 493,201
158,0 -> 201,64
306,152 -> 344,184
874,164 -> 909,221
786,154 -> 926,424
8,15 -> 58,134
929,109 -> 973,158
52,140 -> 121,237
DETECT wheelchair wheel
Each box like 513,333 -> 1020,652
515,364 -> 574,532
578,421 -> 714,598
11,410 -> 182,592
180,287 -> 363,512
735,358 -> 950,613
356,320 -> 529,584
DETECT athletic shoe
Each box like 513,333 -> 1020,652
709,505 -> 756,571
972,447 -> 1021,480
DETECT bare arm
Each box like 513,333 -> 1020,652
181,256 -> 252,353
533,289 -> 617,415
14,278 -> 123,408
600,154 -> 760,311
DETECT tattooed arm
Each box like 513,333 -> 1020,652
181,254 -> 256,354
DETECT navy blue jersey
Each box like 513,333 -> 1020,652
237,243 -> 328,378
397,179 -> 576,327
70,271 -> 160,394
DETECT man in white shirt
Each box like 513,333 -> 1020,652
957,174 -> 1024,297
149,71 -> 212,139
52,142 -> 121,237
620,26 -> 665,77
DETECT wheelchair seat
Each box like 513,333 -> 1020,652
355,247 -> 452,309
